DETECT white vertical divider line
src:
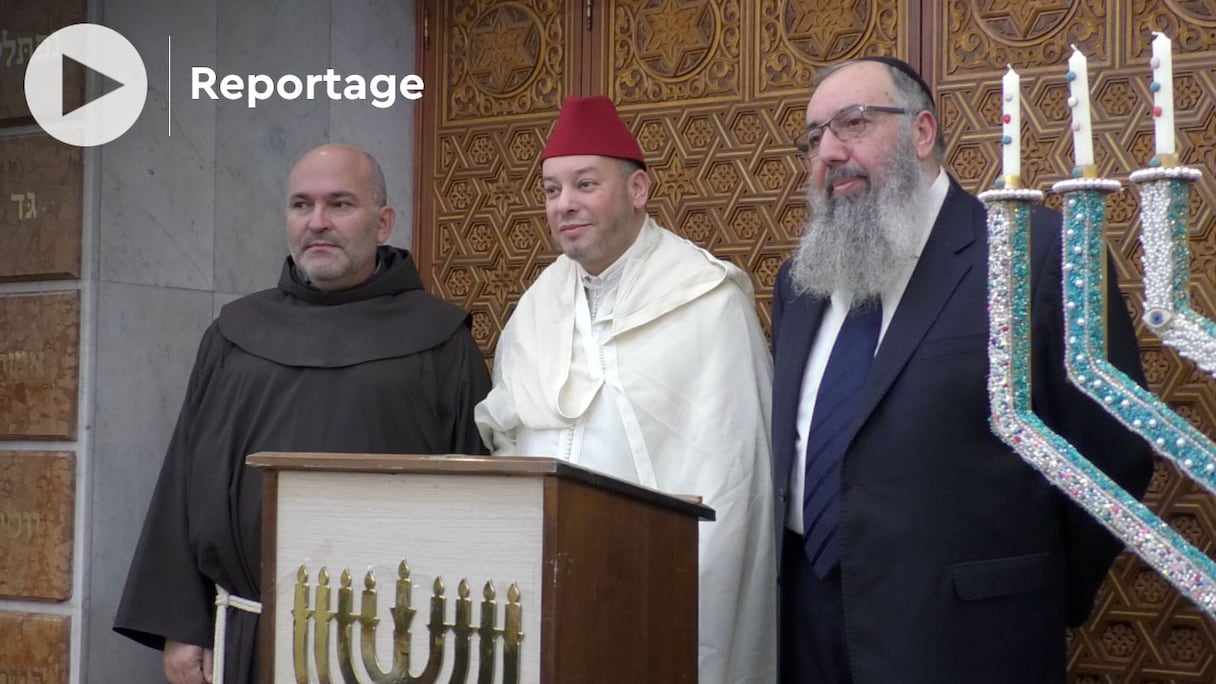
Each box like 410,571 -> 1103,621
168,34 -> 172,137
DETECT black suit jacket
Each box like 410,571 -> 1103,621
771,177 -> 1154,684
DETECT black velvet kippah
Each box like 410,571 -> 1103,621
855,56 -> 934,103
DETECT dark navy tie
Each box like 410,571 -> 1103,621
803,302 -> 882,577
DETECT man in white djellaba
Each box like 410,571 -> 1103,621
476,94 -> 778,684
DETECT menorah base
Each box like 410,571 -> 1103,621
249,453 -> 713,683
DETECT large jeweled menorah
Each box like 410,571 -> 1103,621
291,561 -> 523,684
981,34 -> 1216,616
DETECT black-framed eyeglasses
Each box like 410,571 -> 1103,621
794,104 -> 911,158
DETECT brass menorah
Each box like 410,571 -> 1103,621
291,561 -> 523,684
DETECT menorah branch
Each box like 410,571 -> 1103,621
291,563 -> 524,683
982,190 -> 1216,616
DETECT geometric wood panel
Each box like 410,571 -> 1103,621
0,133 -> 83,282
0,0 -> 85,123
416,0 -> 913,360
0,612 -> 70,684
0,292 -> 80,440
437,0 -> 571,122
0,451 -> 74,601
927,1 -> 1216,681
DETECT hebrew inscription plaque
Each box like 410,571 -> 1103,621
0,612 -> 69,684
0,292 -> 80,439
0,451 -> 75,601
0,134 -> 82,282
0,0 -> 85,122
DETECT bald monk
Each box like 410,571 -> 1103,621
115,144 -> 489,684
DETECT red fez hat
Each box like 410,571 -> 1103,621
540,96 -> 647,169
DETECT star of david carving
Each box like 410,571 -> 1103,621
978,0 -> 1068,40
785,0 -> 868,54
484,168 -> 519,220
637,4 -> 707,74
470,9 -> 536,92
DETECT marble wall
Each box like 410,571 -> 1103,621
80,1 -> 419,681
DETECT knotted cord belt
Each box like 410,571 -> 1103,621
213,584 -> 262,684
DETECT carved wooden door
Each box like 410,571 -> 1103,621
415,1 -> 1216,680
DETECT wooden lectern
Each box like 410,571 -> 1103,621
248,453 -> 714,683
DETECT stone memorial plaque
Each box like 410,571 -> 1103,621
0,134 -> 82,282
0,612 -> 70,684
0,292 -> 79,439
0,451 -> 74,601
0,0 -> 85,122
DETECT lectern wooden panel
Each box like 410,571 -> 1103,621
249,453 -> 712,684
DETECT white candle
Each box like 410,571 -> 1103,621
1066,45 -> 1094,169
1151,31 -> 1175,157
1001,65 -> 1021,179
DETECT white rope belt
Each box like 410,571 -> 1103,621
213,584 -> 262,684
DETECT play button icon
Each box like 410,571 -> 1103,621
24,23 -> 147,147
62,54 -> 126,115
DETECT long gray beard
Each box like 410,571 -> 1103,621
789,135 -> 926,303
